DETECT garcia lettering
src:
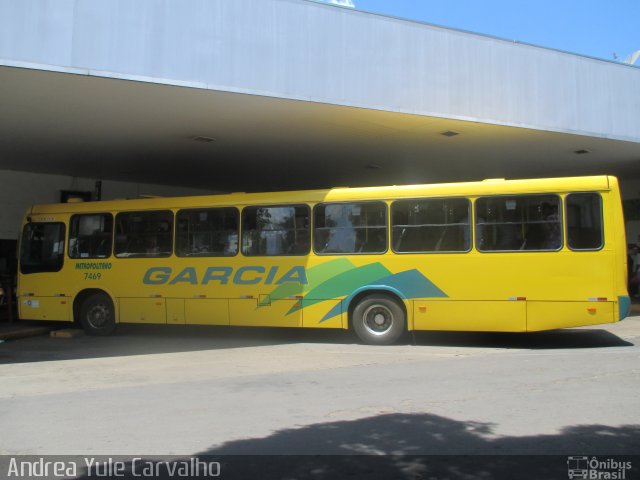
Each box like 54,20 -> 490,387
143,266 -> 307,286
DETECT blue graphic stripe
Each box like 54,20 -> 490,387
319,269 -> 448,323
619,295 -> 631,321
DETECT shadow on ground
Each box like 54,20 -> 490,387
68,413 -> 640,479
0,324 -> 333,364
206,412 -> 640,455
411,328 -> 633,349
0,321 -> 634,364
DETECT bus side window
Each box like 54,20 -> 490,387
391,198 -> 471,253
176,208 -> 239,257
114,211 -> 174,258
69,214 -> 113,259
566,193 -> 603,250
241,205 -> 310,256
313,201 -> 387,255
475,195 -> 562,252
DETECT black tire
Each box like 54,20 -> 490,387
351,294 -> 406,345
79,293 -> 116,336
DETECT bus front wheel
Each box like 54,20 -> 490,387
79,293 -> 116,336
352,294 -> 405,345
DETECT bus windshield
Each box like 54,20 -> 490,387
20,222 -> 65,274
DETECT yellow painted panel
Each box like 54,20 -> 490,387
413,300 -> 526,332
230,298 -> 301,327
185,299 -> 229,325
119,298 -> 166,324
527,301 -> 615,331
166,298 -> 185,325
229,299 -> 258,326
20,296 -> 71,321
301,299 -> 344,329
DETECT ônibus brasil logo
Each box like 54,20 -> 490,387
567,456 -> 632,479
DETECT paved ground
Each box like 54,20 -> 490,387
0,318 -> 639,456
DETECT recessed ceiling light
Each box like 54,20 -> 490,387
190,136 -> 216,143
440,130 -> 460,137
574,149 -> 591,155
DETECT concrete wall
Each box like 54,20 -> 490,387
0,169 -> 211,239
0,0 -> 639,143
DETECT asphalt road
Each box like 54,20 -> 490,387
1,318 -> 639,457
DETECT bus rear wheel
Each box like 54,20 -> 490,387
79,293 -> 116,336
352,294 -> 405,345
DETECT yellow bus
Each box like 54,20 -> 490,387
17,175 -> 631,345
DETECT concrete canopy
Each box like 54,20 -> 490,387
0,0 -> 639,192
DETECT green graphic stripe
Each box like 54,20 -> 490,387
287,262 -> 392,314
258,259 -> 355,306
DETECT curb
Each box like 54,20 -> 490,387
50,328 -> 84,338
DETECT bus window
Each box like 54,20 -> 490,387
475,195 -> 562,252
114,211 -> 174,258
176,208 -> 239,257
242,205 -> 310,256
69,214 -> 113,259
20,222 -> 65,274
314,202 -> 387,254
391,198 -> 470,253
566,193 -> 603,250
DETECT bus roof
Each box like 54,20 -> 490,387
30,175 -> 614,215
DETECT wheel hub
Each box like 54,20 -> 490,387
363,304 -> 394,336
87,304 -> 109,329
